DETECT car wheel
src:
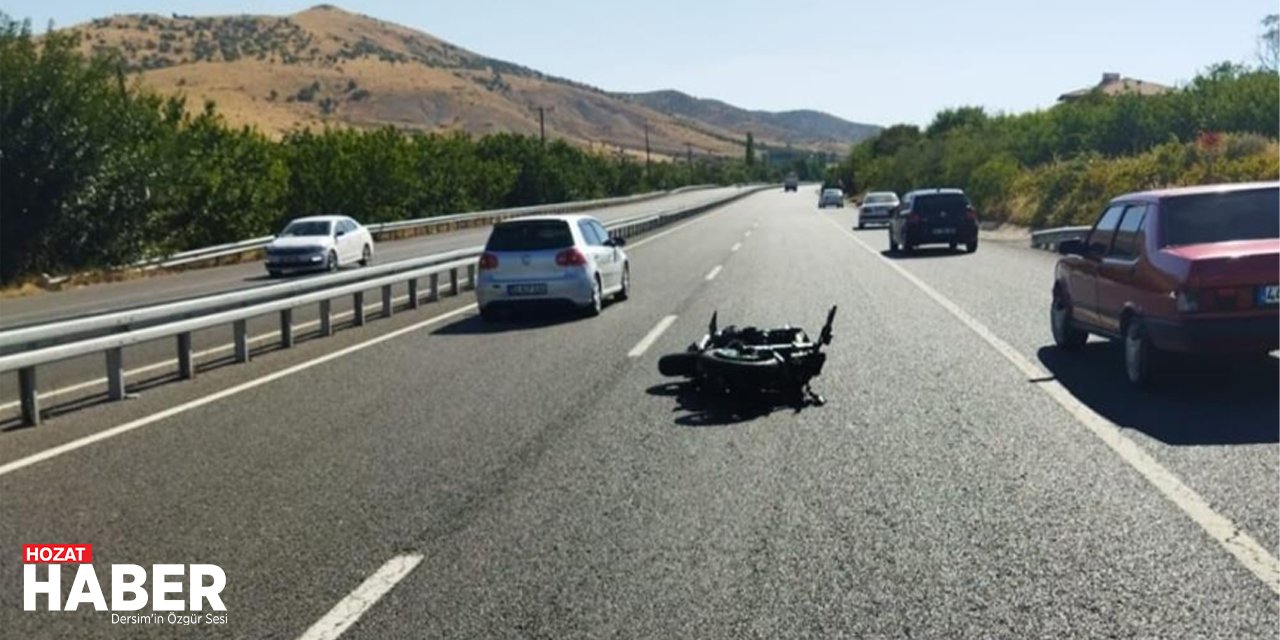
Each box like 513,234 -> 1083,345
359,244 -> 372,267
857,221 -> 865,230
326,250 -> 338,272
584,277 -> 602,317
965,239 -> 978,253
1124,319 -> 1160,387
616,264 -> 630,301
1050,295 -> 1087,350
268,269 -> 282,278
903,242 -> 915,254
479,306 -> 498,323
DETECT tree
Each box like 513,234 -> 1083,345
1260,14 -> 1279,72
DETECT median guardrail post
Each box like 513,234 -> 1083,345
319,300 -> 333,337
408,279 -> 420,309
428,274 -> 440,301
280,309 -> 294,348
19,367 -> 39,426
381,284 -> 394,317
353,292 -> 366,326
449,268 -> 459,296
234,320 -> 250,363
177,333 -> 195,380
106,348 -> 125,401
466,265 -> 476,292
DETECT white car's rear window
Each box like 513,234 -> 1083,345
486,220 -> 575,251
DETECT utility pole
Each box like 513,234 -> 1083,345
529,105 -> 555,145
644,124 -> 651,167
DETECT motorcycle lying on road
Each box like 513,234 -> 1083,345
657,306 -> 837,407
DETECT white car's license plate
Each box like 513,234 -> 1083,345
1258,284 -> 1279,306
507,283 -> 547,296
932,227 -> 955,235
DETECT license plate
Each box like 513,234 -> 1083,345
507,283 -> 547,296
1258,284 -> 1279,307
932,227 -> 955,236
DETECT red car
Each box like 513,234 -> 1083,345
1051,182 -> 1279,385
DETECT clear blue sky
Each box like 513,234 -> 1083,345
7,0 -> 1274,127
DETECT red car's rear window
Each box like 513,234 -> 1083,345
1161,188 -> 1280,247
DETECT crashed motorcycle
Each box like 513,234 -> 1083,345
657,306 -> 837,406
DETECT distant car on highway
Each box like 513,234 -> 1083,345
784,174 -> 799,192
476,215 -> 630,321
1051,181 -> 1280,386
856,191 -> 900,229
888,188 -> 979,254
264,215 -> 374,277
818,188 -> 845,209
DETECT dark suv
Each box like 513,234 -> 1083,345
888,189 -> 979,254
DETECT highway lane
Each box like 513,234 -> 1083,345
1,187 -> 1276,638
831,206 -> 1280,557
0,187 -> 739,330
0,186 -> 750,422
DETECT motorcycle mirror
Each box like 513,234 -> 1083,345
819,305 -> 837,345
708,311 -> 718,335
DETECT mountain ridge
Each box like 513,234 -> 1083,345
59,5 -> 879,156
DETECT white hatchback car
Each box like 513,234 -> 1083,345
476,215 -> 630,320
264,215 -> 374,277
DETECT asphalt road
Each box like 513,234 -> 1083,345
0,187 -> 740,330
1,187 -> 1275,638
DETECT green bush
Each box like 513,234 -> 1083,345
1004,136 -> 1278,228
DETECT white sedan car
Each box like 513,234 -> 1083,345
264,215 -> 374,277
476,214 -> 630,320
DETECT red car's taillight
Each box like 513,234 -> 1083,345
555,248 -> 588,267
479,252 -> 499,270
1177,286 -> 1256,313
1203,286 -> 1254,312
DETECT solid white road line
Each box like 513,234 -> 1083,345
628,315 -> 678,358
829,218 -> 1280,597
731,243 -> 742,252
296,554 -> 424,640
705,265 -> 723,281
0,304 -> 477,478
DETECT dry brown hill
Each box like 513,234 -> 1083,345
63,5 -> 866,157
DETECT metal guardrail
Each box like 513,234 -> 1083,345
118,187 -> 718,275
133,236 -> 277,269
0,185 -> 771,426
1030,226 -> 1090,251
0,192 -> 732,351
